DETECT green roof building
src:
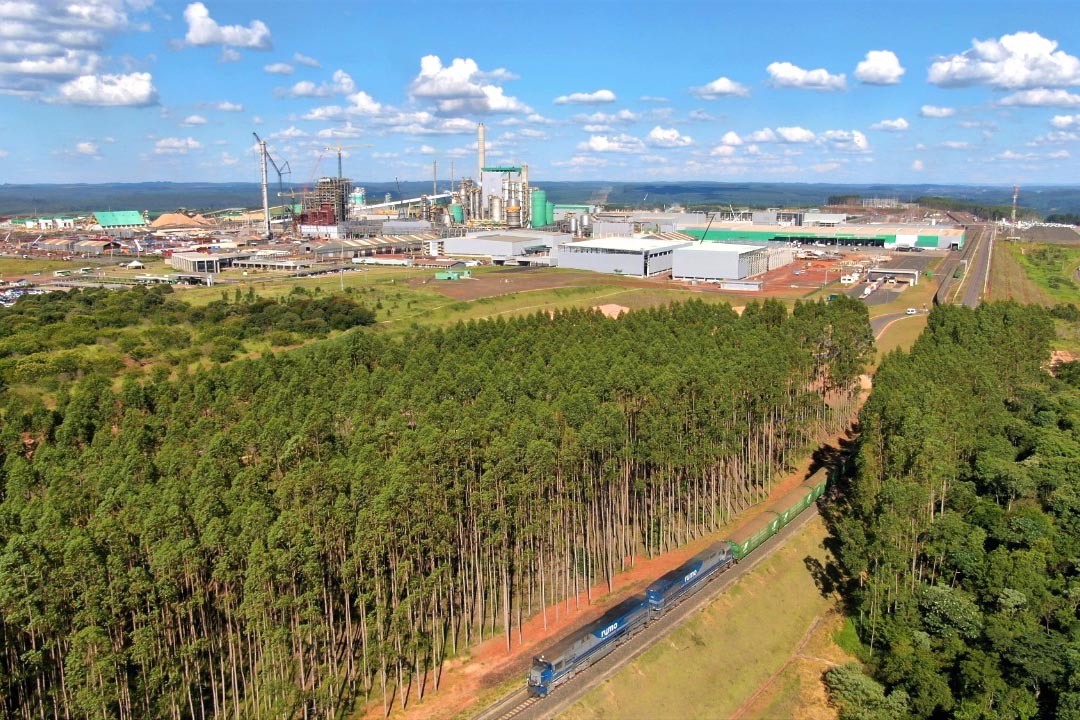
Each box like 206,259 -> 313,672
93,211 -> 147,229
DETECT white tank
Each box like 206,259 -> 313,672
491,196 -> 504,222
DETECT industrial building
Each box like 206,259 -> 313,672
555,235 -> 694,277
91,211 -> 147,230
436,230 -> 569,263
671,243 -> 773,282
683,222 -> 965,250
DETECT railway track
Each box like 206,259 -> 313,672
470,504 -> 823,720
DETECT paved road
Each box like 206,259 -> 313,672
959,223 -> 994,308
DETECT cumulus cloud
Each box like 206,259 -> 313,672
920,105 -> 956,118
1048,149 -> 1070,158
75,141 -> 98,155
1052,114 -> 1080,129
871,117 -> 909,131
998,88 -> 1080,107
911,160 -> 924,171
293,52 -> 319,68
577,134 -> 645,153
264,63 -> 293,75
854,50 -> 905,85
689,109 -> 714,121
181,114 -> 207,126
710,145 -> 736,157
689,76 -> 750,98
574,109 -> 639,125
345,90 -> 383,115
552,155 -> 607,169
775,126 -> 816,143
928,32 -> 1080,89
554,89 -> 616,104
287,69 -> 355,97
301,105 -> 342,120
766,62 -> 846,91
748,128 -> 777,142
0,0 -> 150,96
583,124 -> 612,132
215,100 -> 243,111
269,126 -> 307,139
640,96 -> 669,103
219,48 -> 241,63
410,55 -> 530,114
154,137 -> 202,154
647,126 -> 693,147
721,131 -> 743,146
940,140 -> 972,149
821,129 -> 869,152
183,2 -> 271,50
52,72 -> 158,106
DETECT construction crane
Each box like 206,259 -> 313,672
252,132 -> 292,239
323,144 -> 373,180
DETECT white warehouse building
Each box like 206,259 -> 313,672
438,230 -> 568,261
671,243 -> 773,282
555,236 -> 694,277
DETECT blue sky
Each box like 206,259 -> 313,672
2,0 -> 1079,186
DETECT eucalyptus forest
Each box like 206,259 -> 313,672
829,302 -> 1080,719
0,295 -> 872,718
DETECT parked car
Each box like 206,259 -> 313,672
906,308 -> 917,315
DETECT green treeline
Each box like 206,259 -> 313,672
831,302 -> 1080,718
0,297 -> 871,719
0,285 -> 376,389
915,196 -> 1035,222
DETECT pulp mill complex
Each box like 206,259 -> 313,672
3,123 -> 966,292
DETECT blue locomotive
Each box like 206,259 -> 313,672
525,467 -> 830,699
527,595 -> 650,697
645,541 -> 734,615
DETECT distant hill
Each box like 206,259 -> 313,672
2,181 -> 1079,217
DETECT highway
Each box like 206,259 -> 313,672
471,505 -> 823,720
960,223 -> 994,307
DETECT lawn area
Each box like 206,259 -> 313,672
559,516 -> 838,720
873,315 -> 928,366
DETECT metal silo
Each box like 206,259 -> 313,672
545,201 -> 555,226
450,204 -> 465,223
531,189 -> 547,228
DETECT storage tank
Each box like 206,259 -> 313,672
491,196 -> 504,223
507,206 -> 521,228
450,204 -> 465,223
531,189 -> 547,228
545,201 -> 555,226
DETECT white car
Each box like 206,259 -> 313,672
906,307 -> 918,315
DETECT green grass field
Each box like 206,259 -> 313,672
559,516 -> 834,720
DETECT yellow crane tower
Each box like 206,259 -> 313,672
323,144 -> 373,180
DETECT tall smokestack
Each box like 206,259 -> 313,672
478,122 -> 486,181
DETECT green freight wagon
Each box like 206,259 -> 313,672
725,511 -> 782,560
803,468 -> 828,500
771,485 -> 816,528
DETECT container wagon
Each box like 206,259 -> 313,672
646,541 -> 734,615
725,510 -> 782,561
770,485 -> 816,528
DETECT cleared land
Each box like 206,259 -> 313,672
558,515 -> 836,720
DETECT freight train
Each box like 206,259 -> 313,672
526,468 -> 828,698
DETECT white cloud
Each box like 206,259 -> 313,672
345,90 -> 382,115
52,72 -> 157,106
183,2 -> 271,50
647,126 -> 693,147
689,109 -> 714,121
776,126 -> 815,143
372,151 -> 398,159
574,109 -> 640,125
748,128 -> 777,142
181,114 -> 207,126
998,88 -> 1080,107
583,124 -> 612,132
1052,114 -> 1080,129
270,126 -> 307,139
766,62 -> 846,91
264,63 -> 293,75
821,129 -> 869,152
871,117 -> 909,132
1027,130 -> 1079,145
417,144 -> 437,154
854,50 -> 905,85
287,69 -> 355,98
689,76 -> 750,98
812,162 -> 842,173
215,100 -> 243,112
0,150 -> 9,158
554,89 -> 616,104
219,48 -> 241,63
1048,149 -> 1070,158
940,140 -> 972,149
410,55 -> 530,114
219,152 -> 238,166
640,96 -> 669,103
577,134 -> 645,153
911,160 -> 924,171
710,145 -> 736,157
75,141 -> 98,155
302,105 -> 343,120
154,137 -> 201,154
928,32 -> 1080,89
293,52 -> 319,68
998,150 -> 1037,161
920,104 -> 956,118
552,155 -> 607,168
721,131 -> 743,146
